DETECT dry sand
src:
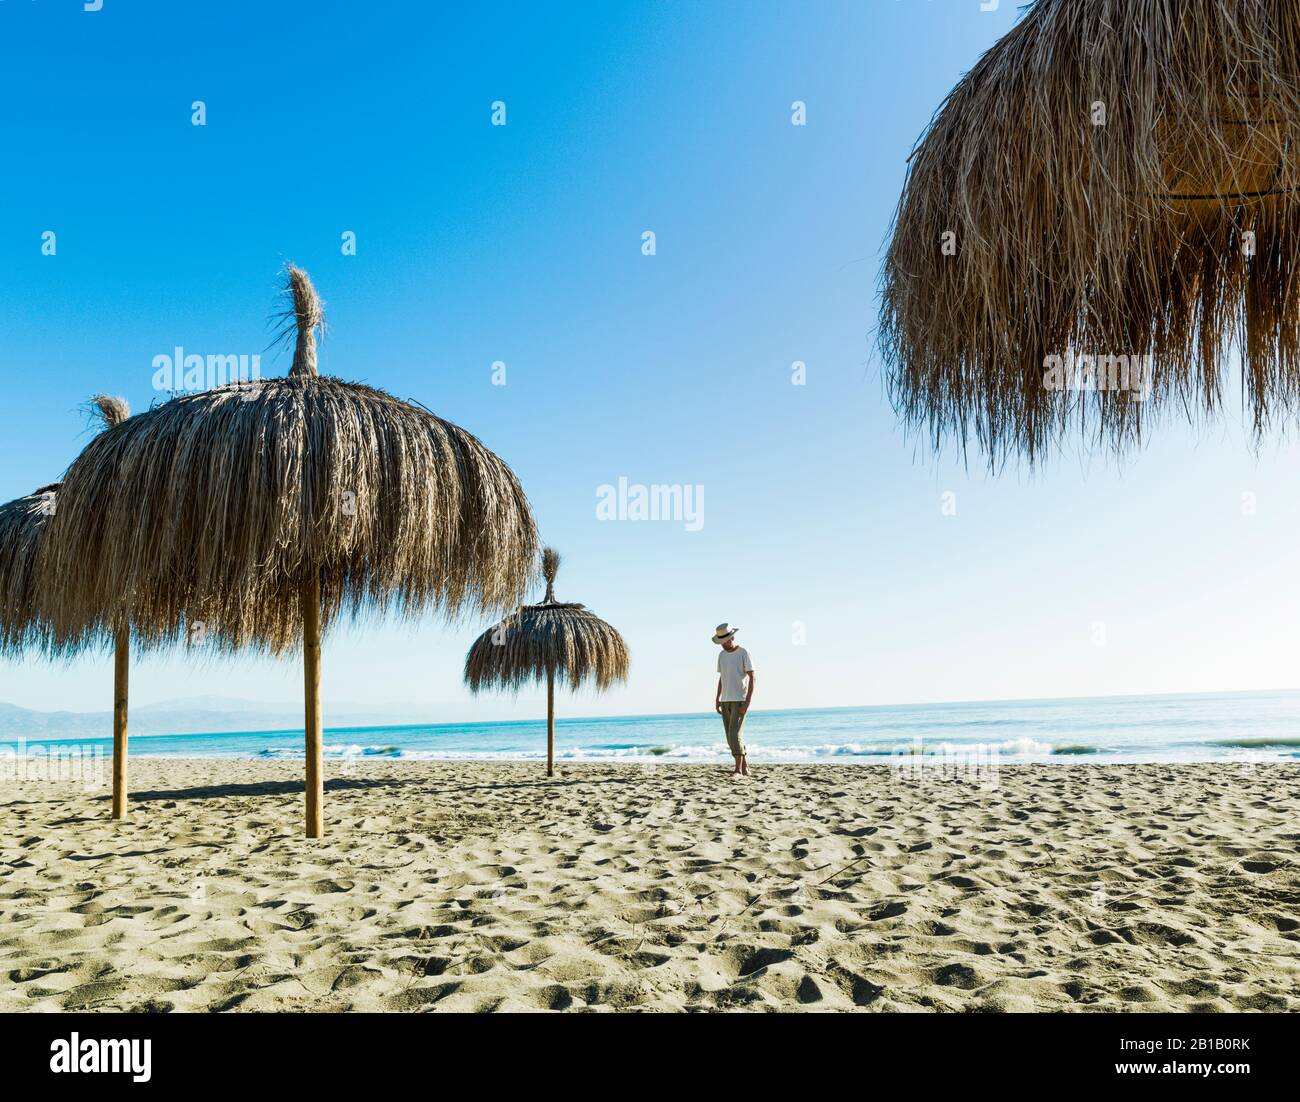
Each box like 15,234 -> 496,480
1,759 -> 1296,1012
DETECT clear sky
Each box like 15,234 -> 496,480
1,0 -> 1298,722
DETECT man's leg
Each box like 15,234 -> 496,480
723,703 -> 742,774
721,703 -> 736,773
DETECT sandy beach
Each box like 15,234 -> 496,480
1,759 -> 1296,1012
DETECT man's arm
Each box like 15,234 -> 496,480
716,676 -> 723,713
741,671 -> 755,713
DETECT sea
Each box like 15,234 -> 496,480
4,690 -> 1300,766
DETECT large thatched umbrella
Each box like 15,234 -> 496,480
881,0 -> 1300,464
464,548 -> 628,776
38,268 -> 538,836
0,397 -> 133,817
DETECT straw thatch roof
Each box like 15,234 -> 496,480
37,267 -> 539,655
0,485 -> 60,656
464,548 -> 629,692
0,396 -> 130,656
881,0 -> 1300,464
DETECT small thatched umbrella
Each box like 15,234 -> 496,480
0,397 -> 133,816
881,0 -> 1300,464
0,485 -> 62,657
38,268 -> 538,836
464,548 -> 629,776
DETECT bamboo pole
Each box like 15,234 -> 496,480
546,668 -> 555,778
303,573 -> 323,838
111,624 -> 129,819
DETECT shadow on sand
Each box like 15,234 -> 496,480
126,775 -> 425,802
127,772 -> 640,803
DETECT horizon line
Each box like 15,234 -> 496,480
3,684 -> 1298,742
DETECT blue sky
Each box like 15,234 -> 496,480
1,0 -> 1298,722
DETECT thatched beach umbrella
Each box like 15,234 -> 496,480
464,548 -> 628,776
0,397 -> 133,816
38,268 -> 538,836
881,0 -> 1300,464
0,484 -> 62,657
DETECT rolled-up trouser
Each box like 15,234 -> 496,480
720,701 -> 747,757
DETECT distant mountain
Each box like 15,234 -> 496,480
131,695 -> 301,715
0,698 -> 439,739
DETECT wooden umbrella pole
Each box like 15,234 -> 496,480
546,668 -> 555,778
111,624 -> 129,819
302,573 -> 324,838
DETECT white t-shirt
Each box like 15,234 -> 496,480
717,646 -> 754,702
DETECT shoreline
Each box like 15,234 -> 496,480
2,759 -> 1296,1012
8,689 -> 1300,768
6,746 -> 1297,767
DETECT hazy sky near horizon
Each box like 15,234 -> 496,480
2,0 -> 1300,723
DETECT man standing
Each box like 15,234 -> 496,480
712,622 -> 755,777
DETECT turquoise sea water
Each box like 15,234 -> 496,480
5,690 -> 1300,765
